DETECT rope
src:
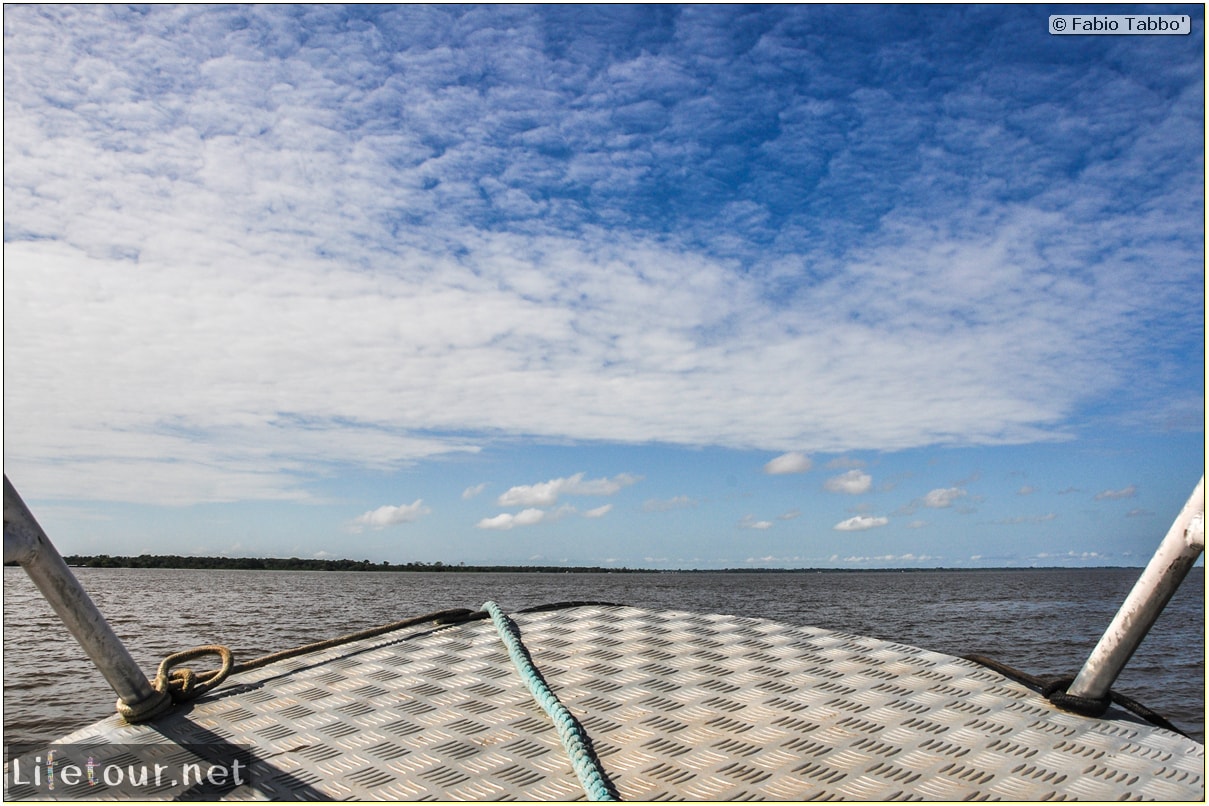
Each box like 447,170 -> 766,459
483,601 -> 620,802
518,600 -> 622,614
963,654 -> 1190,738
229,608 -> 483,674
117,608 -> 483,721
116,645 -> 233,721
157,645 -> 235,700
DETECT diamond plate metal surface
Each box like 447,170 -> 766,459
6,605 -> 1203,801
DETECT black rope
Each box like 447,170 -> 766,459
963,654 -> 1190,739
517,601 -> 623,614
229,608 -> 486,674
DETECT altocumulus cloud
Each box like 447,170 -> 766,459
349,500 -> 431,532
2,6 -> 1202,506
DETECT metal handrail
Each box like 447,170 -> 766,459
1068,475 -> 1205,701
3,476 -> 170,721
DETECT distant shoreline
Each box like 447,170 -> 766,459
1,555 -> 1161,573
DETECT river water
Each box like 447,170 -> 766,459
3,566 -> 1203,756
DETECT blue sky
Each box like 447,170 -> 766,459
3,5 -> 1204,569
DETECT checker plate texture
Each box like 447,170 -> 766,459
8,605 -> 1203,801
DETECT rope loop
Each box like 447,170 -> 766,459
1041,675 -> 1112,718
115,689 -> 172,723
964,653 -> 1187,736
154,645 -> 235,703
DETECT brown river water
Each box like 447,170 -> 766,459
4,566 -> 1203,756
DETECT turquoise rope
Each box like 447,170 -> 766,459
482,601 -> 619,802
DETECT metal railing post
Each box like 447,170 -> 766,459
1067,476 -> 1205,701
3,476 -> 170,721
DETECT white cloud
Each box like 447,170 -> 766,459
923,487 -> 966,508
349,500 -> 431,531
1017,485 -> 1036,495
833,515 -> 888,531
739,515 -> 773,530
841,553 -> 937,563
825,470 -> 872,495
584,504 -> 612,518
498,478 -> 570,508
497,472 -> 639,507
0,211 -> 1169,506
477,504 -> 582,529
764,452 -> 812,475
569,473 -> 642,496
476,508 -> 551,530
1034,551 -> 1104,561
1095,485 -> 1138,501
744,555 -> 816,564
778,509 -> 801,521
462,483 -> 487,500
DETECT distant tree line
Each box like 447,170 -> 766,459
47,554 -> 644,573
4,556 -> 1108,573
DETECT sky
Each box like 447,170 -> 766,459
3,4 -> 1204,569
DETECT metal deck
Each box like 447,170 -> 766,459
5,604 -> 1204,801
